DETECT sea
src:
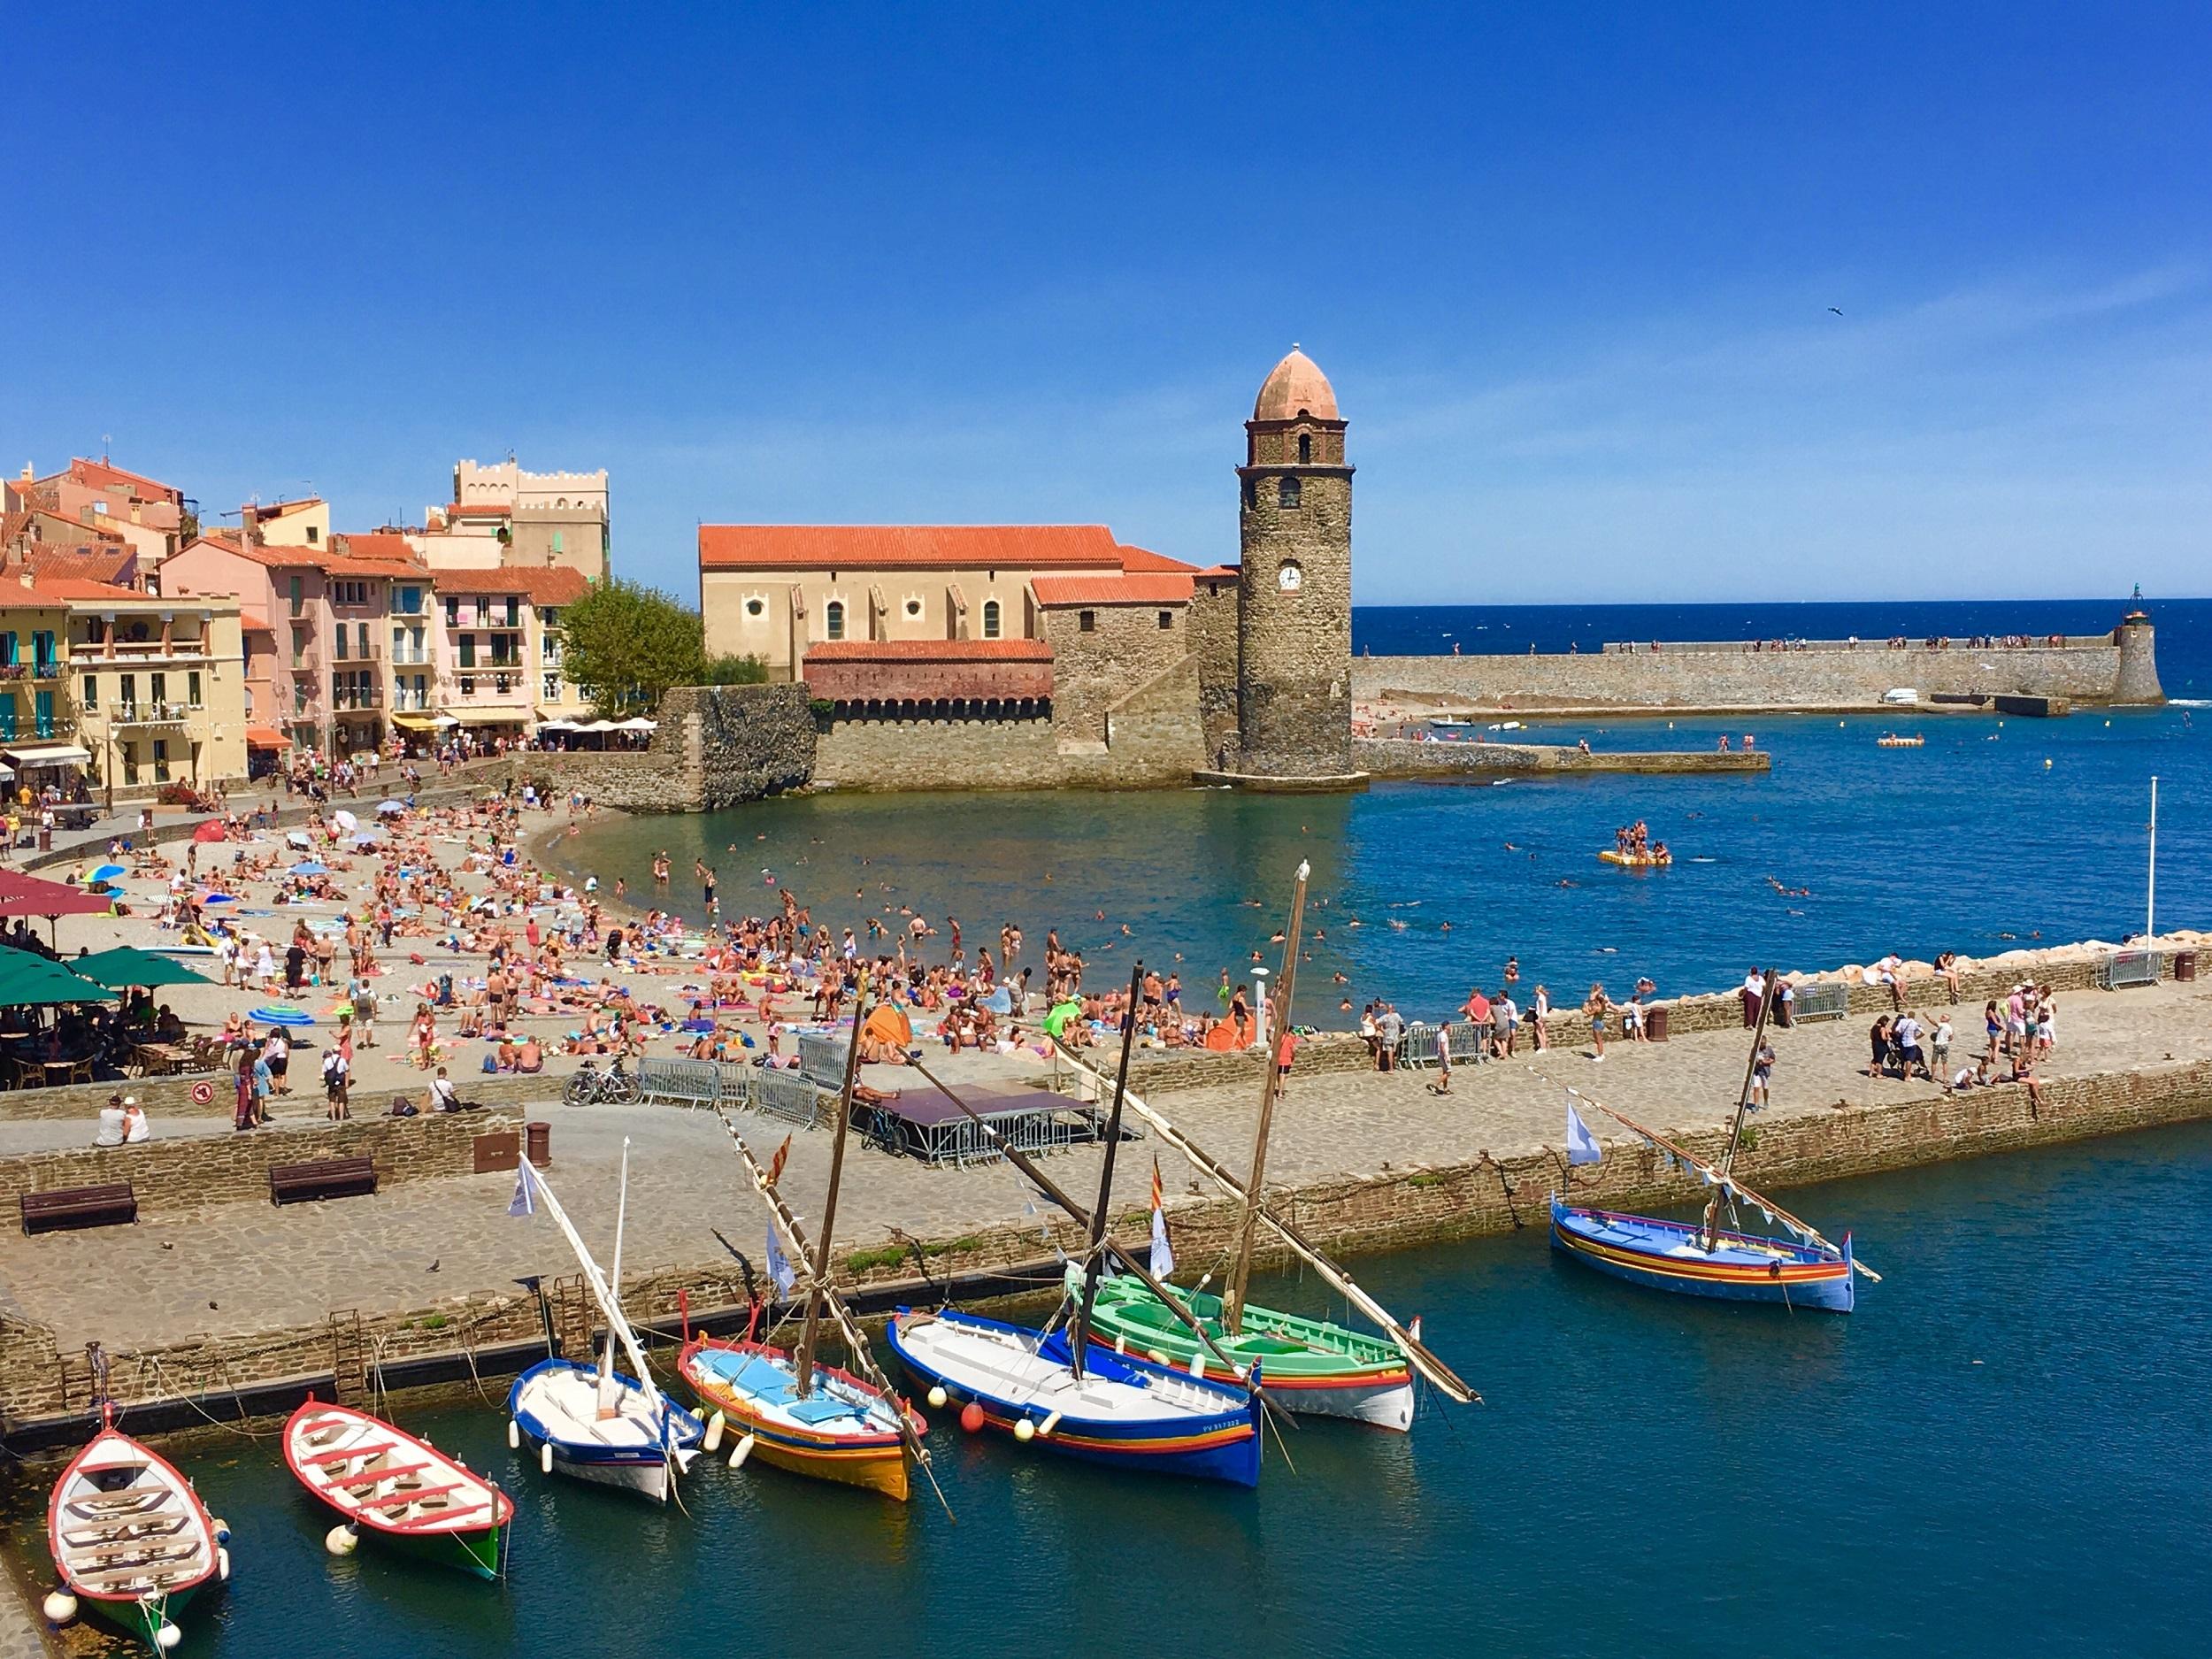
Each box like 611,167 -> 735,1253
11,598 -> 2208,1654
15,1124 -> 2208,1656
549,598 -> 2212,1025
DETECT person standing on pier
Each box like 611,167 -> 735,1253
1585,984 -> 1611,1060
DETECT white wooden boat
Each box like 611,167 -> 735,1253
47,1411 -> 227,1651
283,1398 -> 512,1578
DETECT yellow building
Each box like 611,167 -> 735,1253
44,580 -> 250,799
240,496 -> 332,549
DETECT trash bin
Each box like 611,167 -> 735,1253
1647,1005 -> 1669,1042
526,1120 -> 551,1168
2177,951 -> 2198,983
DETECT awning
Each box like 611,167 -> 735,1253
390,712 -> 458,731
244,726 -> 289,748
536,718 -> 580,731
451,710 -> 527,725
4,744 -> 91,767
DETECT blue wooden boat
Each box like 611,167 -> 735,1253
886,1306 -> 1262,1487
1549,1198 -> 1855,1311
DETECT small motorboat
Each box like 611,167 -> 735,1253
283,1398 -> 512,1579
887,1306 -> 1262,1487
47,1409 -> 227,1652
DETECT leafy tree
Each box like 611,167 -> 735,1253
560,580 -> 768,712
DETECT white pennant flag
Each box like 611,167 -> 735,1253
1148,1156 -> 1175,1279
765,1221 -> 796,1299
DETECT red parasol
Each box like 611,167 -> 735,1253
0,870 -> 117,946
192,819 -> 227,844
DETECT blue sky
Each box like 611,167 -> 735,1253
4,2 -> 2208,603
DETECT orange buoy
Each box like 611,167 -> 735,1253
959,1402 -> 986,1433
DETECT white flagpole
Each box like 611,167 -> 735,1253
2147,775 -> 2158,943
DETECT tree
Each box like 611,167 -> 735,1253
560,580 -> 767,713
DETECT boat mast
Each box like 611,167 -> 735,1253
515,1160 -> 672,1425
596,1139 -> 631,1419
1068,962 -> 1144,1381
1225,860 -> 1309,1338
795,973 -> 869,1402
1704,974 -> 1776,1251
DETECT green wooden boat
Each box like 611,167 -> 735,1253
1084,1275 -> 1417,1431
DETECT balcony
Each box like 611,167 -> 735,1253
109,701 -> 192,726
330,641 -> 385,664
331,685 -> 385,711
104,636 -> 209,662
0,662 -> 65,682
289,654 -> 323,675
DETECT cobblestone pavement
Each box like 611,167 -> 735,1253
3,980 -> 2207,1351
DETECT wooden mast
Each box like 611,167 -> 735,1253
1703,972 -> 1776,1252
1069,963 -> 1144,1381
795,971 -> 867,1401
1225,860 -> 1309,1337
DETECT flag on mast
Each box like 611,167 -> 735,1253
765,1221 -> 796,1299
508,1158 -> 536,1218
1565,1096 -> 1603,1166
1148,1156 -> 1175,1278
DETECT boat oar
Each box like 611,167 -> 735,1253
908,1058 -> 1294,1431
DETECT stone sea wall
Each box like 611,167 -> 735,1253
1354,738 -> 1771,778
520,683 -> 816,812
1353,628 -> 2161,713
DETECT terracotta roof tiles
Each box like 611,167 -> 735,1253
700,525 -> 1122,572
803,639 -> 1053,662
1031,573 -> 1194,606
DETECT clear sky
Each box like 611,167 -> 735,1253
4,2 -> 2207,603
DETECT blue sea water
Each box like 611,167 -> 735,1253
19,1123 -> 2209,1656
551,599 -> 2210,1023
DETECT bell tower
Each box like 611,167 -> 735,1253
1234,346 -> 1355,780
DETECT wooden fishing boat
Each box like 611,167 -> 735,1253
283,1398 -> 512,1578
506,1150 -> 704,1503
1548,1201 -> 1855,1310
1548,979 -> 1878,1315
1599,849 -> 1672,867
678,1338 -> 924,1501
887,1306 -> 1262,1487
1082,1275 -> 1414,1429
1877,733 -> 1924,749
47,1409 -> 227,1652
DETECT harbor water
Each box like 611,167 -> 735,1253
12,1120 -> 2208,1655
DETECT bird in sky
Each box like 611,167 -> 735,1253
1828,306 -> 1844,316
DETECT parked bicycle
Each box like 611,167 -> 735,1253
562,1056 -> 641,1107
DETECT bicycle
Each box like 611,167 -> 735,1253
562,1056 -> 641,1107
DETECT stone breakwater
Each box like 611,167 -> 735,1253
1354,738 -> 1770,779
1352,619 -> 2162,715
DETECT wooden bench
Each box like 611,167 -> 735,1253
268,1156 -> 378,1206
21,1183 -> 138,1235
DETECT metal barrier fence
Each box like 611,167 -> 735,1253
634,1056 -> 835,1129
1791,982 -> 1853,1022
2098,950 -> 2162,991
1399,1020 -> 1496,1068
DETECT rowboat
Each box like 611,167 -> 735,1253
283,1398 -> 512,1578
887,1305 -> 1263,1487
1549,1200 -> 1855,1310
46,1409 -> 227,1652
1083,1275 -> 1415,1430
1599,849 -> 1672,867
677,1337 -> 924,1501
1877,733 -> 1924,748
505,1149 -> 704,1503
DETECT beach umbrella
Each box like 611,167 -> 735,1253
198,892 -> 237,905
0,947 -> 119,1007
89,864 -> 127,884
1042,999 -> 1082,1038
290,862 -> 328,878
249,1004 -> 316,1027
192,819 -> 227,844
71,946 -> 215,992
286,830 -> 312,849
353,833 -> 380,849
376,800 -> 406,816
333,810 -> 359,833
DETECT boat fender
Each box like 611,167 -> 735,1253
211,1516 -> 231,1544
1013,1417 -> 1035,1442
540,1441 -> 554,1476
157,1620 -> 183,1649
1113,1335 -> 1125,1355
40,1591 -> 75,1625
1188,1353 -> 1206,1378
218,1546 -> 232,1582
1769,1261 -> 1782,1278
507,1419 -> 520,1450
728,1433 -> 756,1471
703,1409 -> 726,1455
326,1525 -> 358,1557
1147,1349 -> 1170,1365
959,1402 -> 986,1433
926,1385 -> 948,1409
1038,1409 -> 1063,1439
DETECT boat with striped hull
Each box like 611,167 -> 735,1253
1550,1200 -> 1855,1311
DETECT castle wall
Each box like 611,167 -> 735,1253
813,709 -> 1060,789
1353,630 -> 2159,712
1187,575 -> 1241,768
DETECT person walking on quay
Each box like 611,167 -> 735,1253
1531,984 -> 1550,1051
1984,1000 -> 2003,1064
1277,1026 -> 1299,1097
1428,1022 -> 1452,1095
1932,1013 -> 1954,1080
1749,1040 -> 1775,1110
1868,1014 -> 1893,1078
1585,984 -> 1611,1061
1895,1010 -> 1928,1081
1375,1002 -> 1404,1071
1740,965 -> 1766,1028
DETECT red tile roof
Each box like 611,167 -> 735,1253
318,556 -> 424,579
700,525 -> 1123,572
65,457 -> 180,502
426,565 -> 590,606
249,496 -> 323,518
22,545 -> 134,586
1031,573 -> 1194,606
241,611 -> 273,634
334,533 -> 419,564
28,577 -> 144,602
803,639 -> 1053,662
1114,544 -> 1201,574
449,500 -> 513,517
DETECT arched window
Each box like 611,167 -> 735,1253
982,599 -> 1002,639
1298,432 -> 1311,463
1279,476 -> 1302,509
825,600 -> 846,641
